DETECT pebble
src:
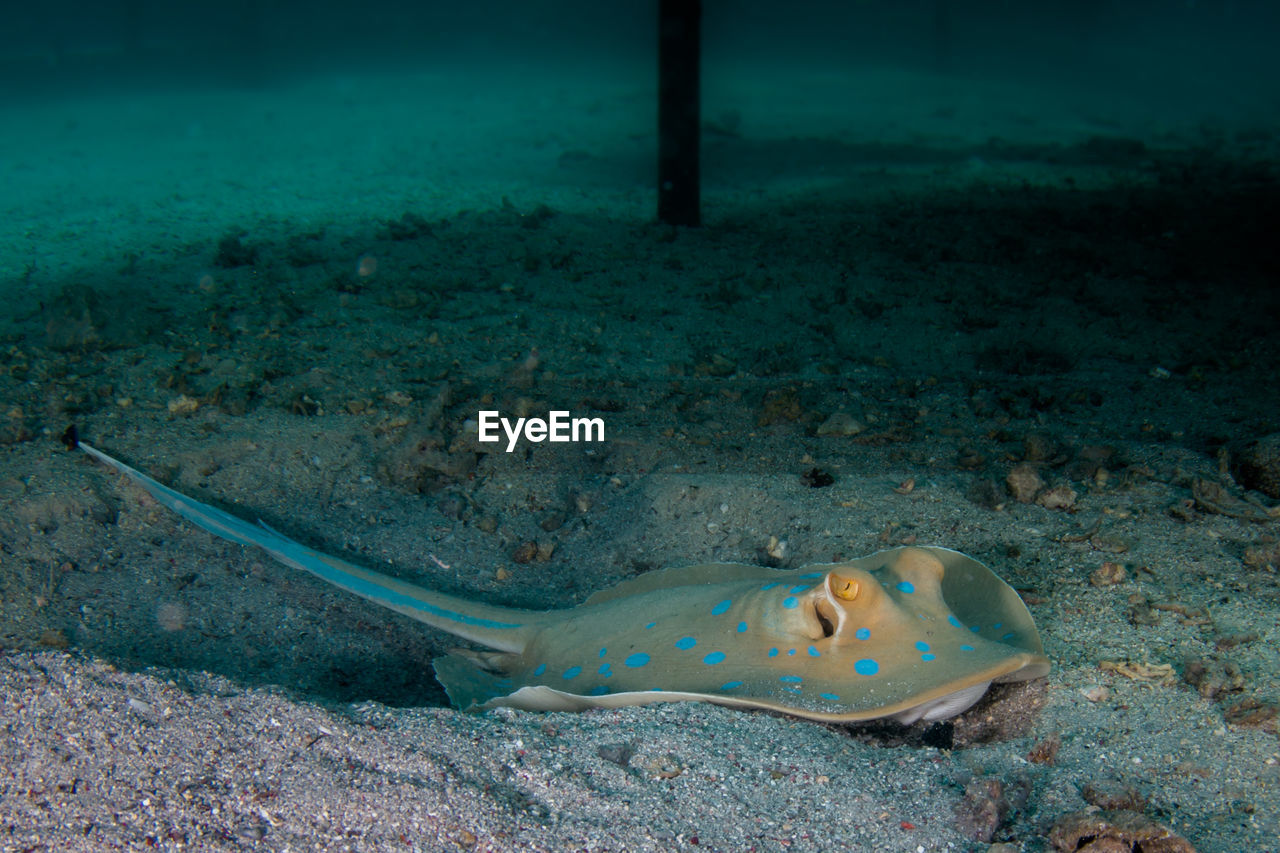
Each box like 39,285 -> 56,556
816,412 -> 865,437
1035,484 -> 1077,511
1081,685 -> 1110,702
166,395 -> 200,416
1006,463 -> 1044,503
1089,561 -> 1126,587
1048,809 -> 1194,853
1233,432 -> 1280,498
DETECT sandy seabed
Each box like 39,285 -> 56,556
2,60 -> 1279,851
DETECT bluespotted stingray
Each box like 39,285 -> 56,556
81,442 -> 1049,724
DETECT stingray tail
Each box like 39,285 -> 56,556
79,441 -> 540,653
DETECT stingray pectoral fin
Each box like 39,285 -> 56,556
80,441 -> 541,652
434,652 -> 522,711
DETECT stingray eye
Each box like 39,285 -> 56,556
833,577 -> 859,601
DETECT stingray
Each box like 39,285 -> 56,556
79,442 -> 1049,724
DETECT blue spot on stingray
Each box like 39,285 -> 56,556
799,572 -> 823,579
896,581 -> 915,593
820,692 -> 840,701
782,596 -> 799,609
760,582 -> 781,591
948,615 -> 964,628
855,627 -> 871,640
532,663 -> 547,676
711,599 -> 732,615
916,641 -> 930,652
645,621 -> 657,629
960,644 -> 975,651
787,649 -> 797,656
993,622 -> 1003,629
767,648 -> 779,658
854,658 -> 880,676
703,652 -> 726,665
921,653 -> 936,661
780,675 -> 803,684
788,584 -> 808,594
599,647 -> 608,658
737,621 -> 748,633
721,681 -> 744,690
970,625 -> 980,633
807,645 -> 820,657
1001,632 -> 1016,641
598,663 -> 612,677
563,666 -> 582,680
588,686 -> 609,696
624,653 -> 650,668
675,636 -> 697,650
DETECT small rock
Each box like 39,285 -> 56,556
1048,809 -> 1196,853
512,542 -> 538,564
1036,484 -> 1077,511
800,468 -> 834,488
699,354 -> 737,377
1222,697 -> 1279,728
816,412 -> 865,437
1023,433 -> 1059,462
758,387 -> 802,425
436,493 -> 467,520
214,231 -> 257,268
1082,780 -> 1148,812
597,743 -> 634,767
233,823 -> 267,842
1232,432 -> 1280,498
645,753 -> 685,779
1090,561 -> 1127,587
956,447 -> 986,470
965,478 -> 1005,510
1213,630 -> 1259,650
1081,685 -> 1110,703
1242,543 -> 1280,569
38,629 -> 69,648
1088,534 -> 1131,554
1006,463 -> 1045,503
1182,656 -> 1245,699
167,394 -> 201,416
1027,734 -> 1061,765
1071,444 -> 1117,481
955,778 -> 1007,843
1191,476 -> 1275,521
378,429 -> 477,494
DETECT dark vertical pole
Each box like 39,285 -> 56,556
932,0 -> 953,72
658,0 -> 701,227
